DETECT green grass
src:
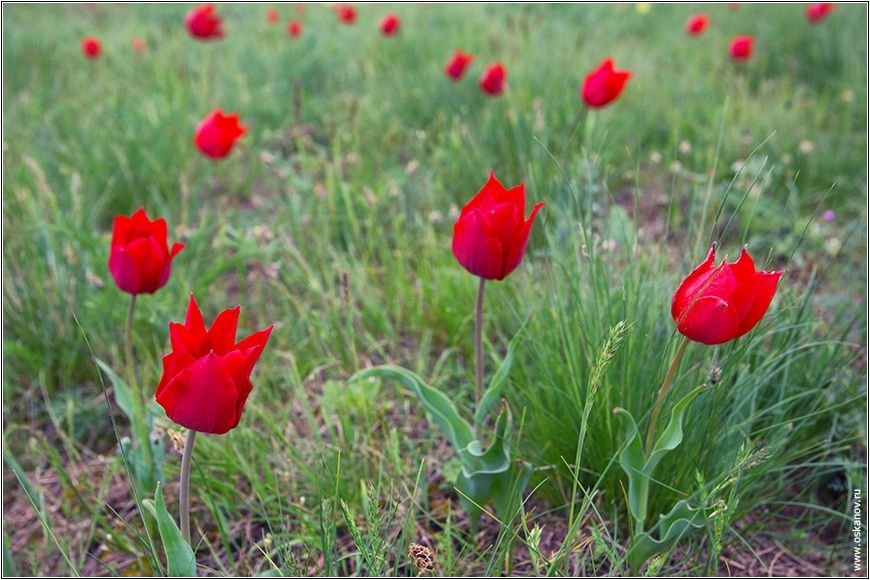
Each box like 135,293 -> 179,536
2,2 -> 867,576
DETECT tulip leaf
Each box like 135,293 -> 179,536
475,330 -> 522,426
352,366 -> 474,451
616,385 -> 708,525
627,500 -> 707,572
462,399 -> 512,478
142,483 -> 197,577
96,359 -> 136,422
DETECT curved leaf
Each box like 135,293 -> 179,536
142,483 -> 197,577
627,500 -> 707,571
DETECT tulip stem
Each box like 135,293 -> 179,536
474,277 -> 486,409
179,429 -> 197,545
644,337 -> 690,457
125,295 -> 155,487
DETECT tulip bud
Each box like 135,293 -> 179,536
108,208 -> 184,295
445,50 -> 474,81
186,5 -> 224,40
194,109 -> 246,159
479,63 -> 506,96
452,172 -> 545,281
671,246 -> 783,345
581,58 -> 631,108
156,295 -> 273,435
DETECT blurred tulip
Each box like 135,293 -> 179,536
380,13 -> 400,36
581,58 -> 631,108
130,36 -> 146,55
452,171 -> 544,281
186,5 -> 223,40
108,208 -> 184,295
445,49 -> 474,80
335,4 -> 356,24
806,3 -> 835,23
266,8 -> 280,23
288,20 -> 302,38
479,63 -> 506,96
686,13 -> 709,36
82,37 -> 101,59
156,295 -> 273,434
194,109 -> 246,159
729,35 -> 754,60
671,246 -> 783,345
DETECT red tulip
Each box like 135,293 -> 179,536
186,5 -> 223,40
729,35 -> 754,61
288,20 -> 302,38
194,109 -> 246,159
479,63 -> 506,96
671,246 -> 783,345
685,14 -> 709,36
581,58 -> 631,108
266,8 -> 280,23
806,3 -> 835,23
294,5 -> 306,15
82,37 -> 101,59
452,171 -> 545,281
156,295 -> 273,435
108,208 -> 184,295
380,13 -> 400,36
729,3 -> 741,9
131,36 -> 146,55
335,5 -> 356,24
445,49 -> 474,81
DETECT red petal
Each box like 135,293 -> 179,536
155,353 -> 239,434
185,294 -> 207,336
502,202 -> 544,278
452,209 -> 505,280
671,247 -> 717,321
234,325 -> 274,367
207,306 -> 240,354
735,271 -> 783,337
677,296 -> 739,345
461,171 -> 507,216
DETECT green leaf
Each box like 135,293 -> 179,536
352,366 -> 474,451
475,330 -> 522,426
142,484 -> 197,577
614,407 -> 648,523
96,359 -> 136,422
627,500 -> 707,572
616,384 -> 708,525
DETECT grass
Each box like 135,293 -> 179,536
2,2 -> 867,576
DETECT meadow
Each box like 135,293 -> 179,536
2,2 -> 868,577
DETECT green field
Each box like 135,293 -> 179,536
2,3 -> 867,577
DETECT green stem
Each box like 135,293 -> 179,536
179,429 -> 197,545
125,295 -> 154,483
474,277 -> 486,409
644,337 -> 690,457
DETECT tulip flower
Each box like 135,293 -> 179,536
185,5 -> 223,40
82,37 -> 101,59
581,58 -> 631,108
288,20 -> 302,38
729,35 -> 754,61
335,4 -> 357,24
685,14 -> 709,36
806,3 -> 835,23
130,36 -> 146,55
157,295 -> 273,544
445,49 -> 474,81
194,109 -> 246,159
156,294 -> 273,435
452,171 -> 544,281
479,63 -> 506,96
266,8 -> 280,23
380,13 -> 400,36
671,246 -> 783,346
108,208 -> 185,296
